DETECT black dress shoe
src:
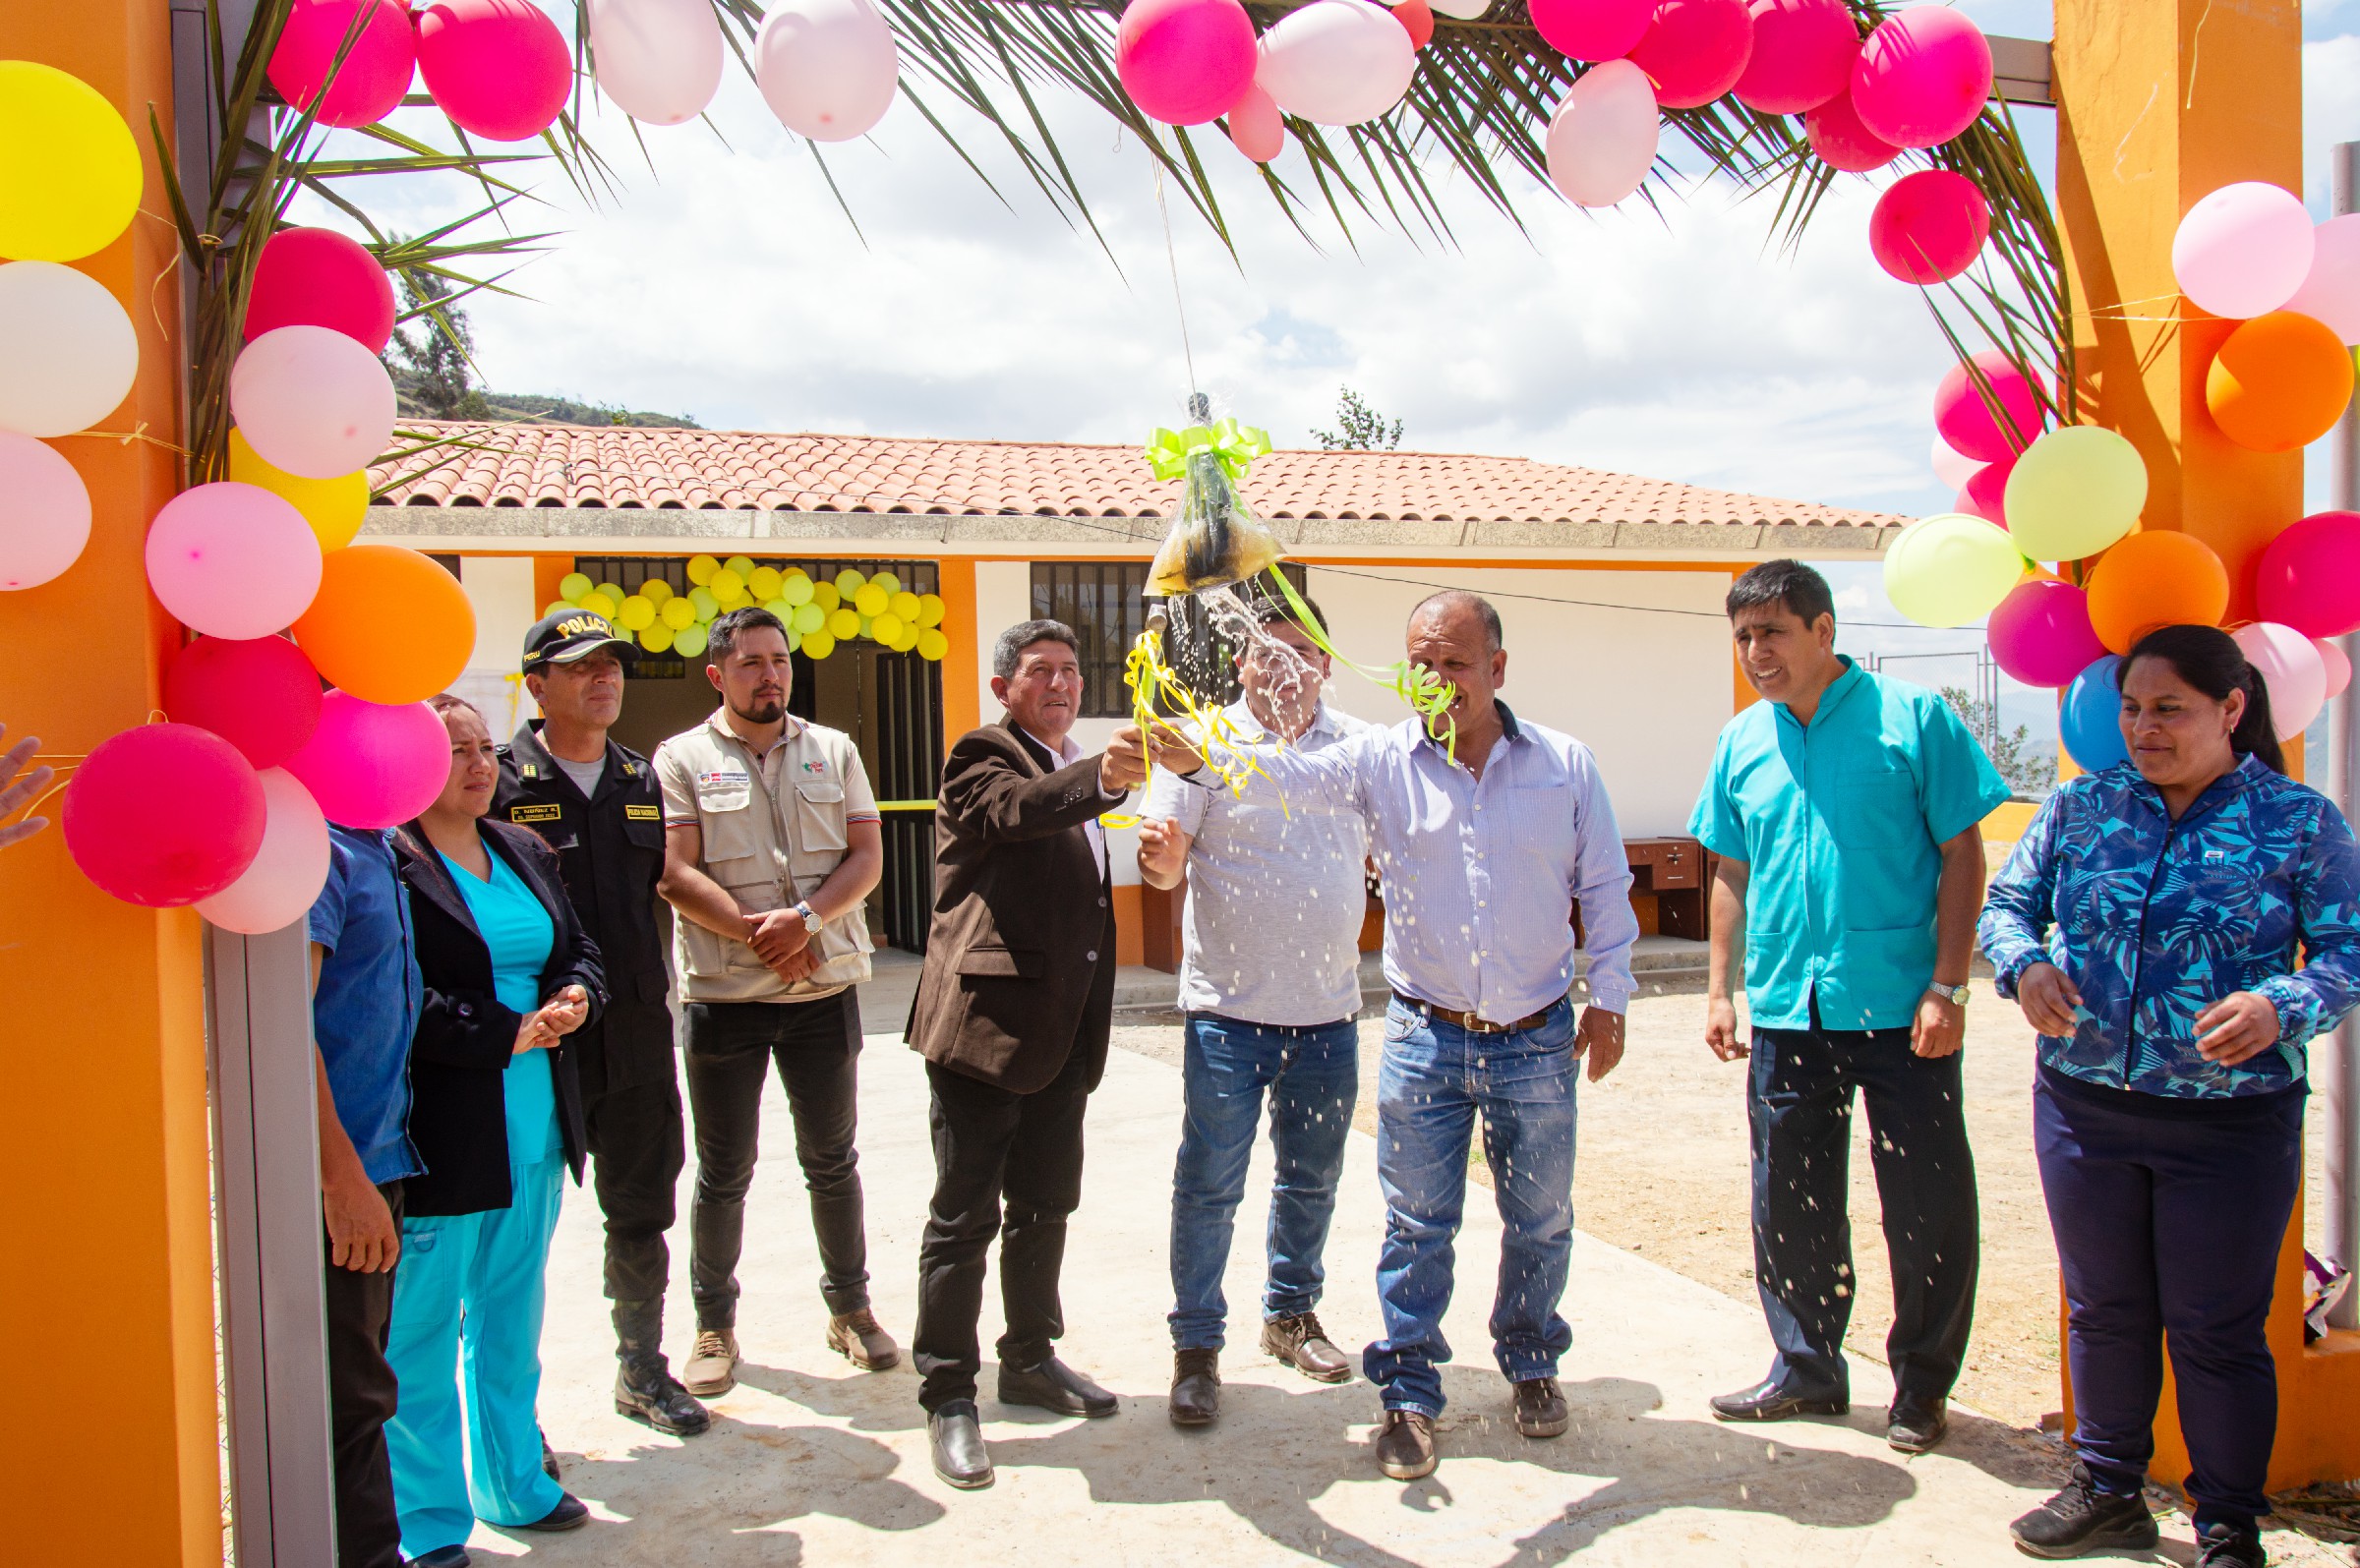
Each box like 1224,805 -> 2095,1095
1708,1378 -> 1849,1423
1886,1394 -> 1947,1454
998,1356 -> 1118,1418
404,1548 -> 470,1568
2009,1465 -> 2157,1558
1170,1348 -> 1219,1426
539,1427 -> 560,1481
616,1357 -> 712,1436
520,1492 -> 589,1532
929,1399 -> 994,1489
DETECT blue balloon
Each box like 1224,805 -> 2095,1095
2061,654 -> 2129,773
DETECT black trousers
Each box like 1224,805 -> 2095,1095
1748,1017 -> 1979,1403
683,992 -> 869,1328
913,1042 -> 1092,1412
326,1179 -> 404,1568
584,1074 -> 686,1306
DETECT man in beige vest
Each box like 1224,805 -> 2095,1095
654,607 -> 898,1396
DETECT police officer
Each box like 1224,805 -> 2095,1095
495,608 -> 710,1437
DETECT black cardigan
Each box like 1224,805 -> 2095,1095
394,817 -> 603,1217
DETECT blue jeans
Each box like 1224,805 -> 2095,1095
1168,1014 -> 1359,1351
1364,997 -> 1578,1417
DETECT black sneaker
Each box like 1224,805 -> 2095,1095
2008,1466 -> 2158,1559
2196,1522 -> 2266,1568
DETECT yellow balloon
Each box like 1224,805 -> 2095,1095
828,607 -> 860,640
870,570 -> 902,597
801,629 -> 837,660
709,566 -> 745,600
853,584 -> 888,617
724,554 -> 756,579
890,623 -> 921,653
916,628 -> 949,661
747,565 -> 783,600
834,569 -> 865,598
889,590 -> 922,623
0,63 -> 142,262
686,553 -> 719,585
813,582 -> 842,612
660,596 -> 697,629
579,591 -> 619,619
640,622 -> 676,653
227,431 -> 369,552
780,570 -> 814,606
637,576 -> 674,603
559,571 -> 594,604
871,612 -> 906,644
618,596 -> 656,630
916,593 -> 946,628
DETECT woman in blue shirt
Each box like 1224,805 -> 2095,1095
1981,625 -> 2360,1568
385,694 -> 605,1567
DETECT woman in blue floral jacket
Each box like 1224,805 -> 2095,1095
1979,624 -> 2360,1568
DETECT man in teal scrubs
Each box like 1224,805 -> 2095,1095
1688,559 -> 2007,1456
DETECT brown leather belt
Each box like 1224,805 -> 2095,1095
1392,991 -> 1553,1035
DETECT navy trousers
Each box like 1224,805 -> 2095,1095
1748,1019 -> 1979,1403
2035,1070 -> 2304,1533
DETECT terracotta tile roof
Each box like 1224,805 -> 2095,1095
371,421 -> 1900,530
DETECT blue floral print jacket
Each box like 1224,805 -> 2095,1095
1978,755 -> 2360,1099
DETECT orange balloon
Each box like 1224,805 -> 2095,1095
2085,531 -> 2230,653
2205,310 -> 2355,452
292,545 -> 475,704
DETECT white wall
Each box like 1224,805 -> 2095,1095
453,555 -> 541,736
1300,566 -> 1730,839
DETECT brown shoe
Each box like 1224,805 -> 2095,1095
1374,1410 -> 1438,1480
1170,1347 -> 1220,1427
1261,1311 -> 1351,1384
682,1327 -> 738,1397
1513,1375 -> 1568,1438
826,1309 -> 902,1371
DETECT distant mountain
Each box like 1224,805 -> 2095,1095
388,372 -> 701,429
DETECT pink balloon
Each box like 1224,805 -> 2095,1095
2172,183 -> 2314,321
415,0 -> 573,142
1626,0 -> 1753,111
2319,637 -> 2351,701
245,228 -> 396,355
588,0 -> 726,126
2278,214 -> 2360,343
1226,82 -> 1285,162
1528,0 -> 1653,62
1732,0 -> 1854,114
2254,510 -> 2360,637
1987,578 -> 2105,687
1850,6 -> 1990,149
1933,350 -> 2041,463
1118,0 -> 1259,127
283,693 -> 449,830
1545,58 -> 1660,208
1868,169 -> 1989,285
1930,435 -> 1980,492
0,431 -> 91,591
163,635 -> 325,770
754,0 -> 902,142
63,725 -> 266,906
267,0 -> 417,130
229,325 -> 398,480
1955,454 -> 2012,526
146,483 -> 324,640
198,769 -> 333,934
1803,81 -> 1897,173
2233,621 -> 2328,739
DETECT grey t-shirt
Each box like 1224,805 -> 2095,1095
553,753 -> 607,798
1140,698 -> 1373,1027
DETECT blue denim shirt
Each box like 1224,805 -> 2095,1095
308,824 -> 424,1183
1978,755 -> 2360,1098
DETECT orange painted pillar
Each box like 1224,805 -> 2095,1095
0,3 -> 222,1559
2053,0 -> 2360,1492
937,556 -> 981,742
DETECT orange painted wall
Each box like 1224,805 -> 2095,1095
0,3 -> 220,1559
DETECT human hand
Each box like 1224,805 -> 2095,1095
1912,990 -> 1965,1060
1704,995 -> 1748,1062
323,1165 -> 399,1272
1574,1007 -> 1625,1082
2016,962 -> 2083,1037
513,1013 -> 557,1054
776,946 -> 821,985
0,724 -> 55,850
2195,991 -> 2282,1066
1137,817 -> 1186,884
538,983 -> 590,1037
747,906 -> 811,966
1145,719 -> 1205,778
1101,725 -> 1151,794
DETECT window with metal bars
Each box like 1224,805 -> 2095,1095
1030,560 -> 1309,717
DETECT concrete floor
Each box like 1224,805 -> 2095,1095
438,969 -> 2323,1566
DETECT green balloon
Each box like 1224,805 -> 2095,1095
2003,427 -> 2149,564
780,573 -> 815,606
690,586 -> 720,622
1883,513 -> 2026,630
792,602 -> 826,635
675,623 -> 710,659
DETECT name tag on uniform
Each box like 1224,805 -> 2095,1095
510,803 -> 562,824
625,804 -> 661,821
697,767 -> 749,788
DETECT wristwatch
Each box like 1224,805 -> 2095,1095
1927,980 -> 1970,1007
794,901 -> 824,936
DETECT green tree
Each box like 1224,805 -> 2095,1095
386,267 -> 491,420
1942,685 -> 2054,796
1312,387 -> 1404,451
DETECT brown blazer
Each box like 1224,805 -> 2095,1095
907,721 -> 1121,1094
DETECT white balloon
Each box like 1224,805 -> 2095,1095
2318,636 -> 2352,701
1544,59 -> 1658,208
2233,620 -> 2328,739
1258,0 -> 1416,129
197,769 -> 331,935
1427,0 -> 1490,16
228,325 -> 397,480
0,261 -> 139,438
0,430 -> 92,591
756,0 -> 900,144
590,0 -> 725,126
1930,434 -> 1982,491
2283,214 -> 2360,345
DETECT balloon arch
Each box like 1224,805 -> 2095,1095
4,0 -> 2359,914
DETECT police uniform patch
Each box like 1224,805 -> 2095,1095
624,804 -> 661,820
510,803 -> 563,823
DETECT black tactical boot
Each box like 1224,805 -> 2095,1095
612,1298 -> 711,1436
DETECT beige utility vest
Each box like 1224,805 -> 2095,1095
658,713 -> 874,1003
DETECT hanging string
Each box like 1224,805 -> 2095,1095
1150,157 -> 1199,403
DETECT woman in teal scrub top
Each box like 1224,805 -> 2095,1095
386,694 -> 605,1566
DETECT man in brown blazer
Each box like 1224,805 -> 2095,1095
908,617 -> 1170,1489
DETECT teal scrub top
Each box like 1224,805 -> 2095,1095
439,844 -> 560,1164
1688,658 -> 2009,1032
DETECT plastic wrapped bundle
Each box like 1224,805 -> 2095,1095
1142,418 -> 1282,596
